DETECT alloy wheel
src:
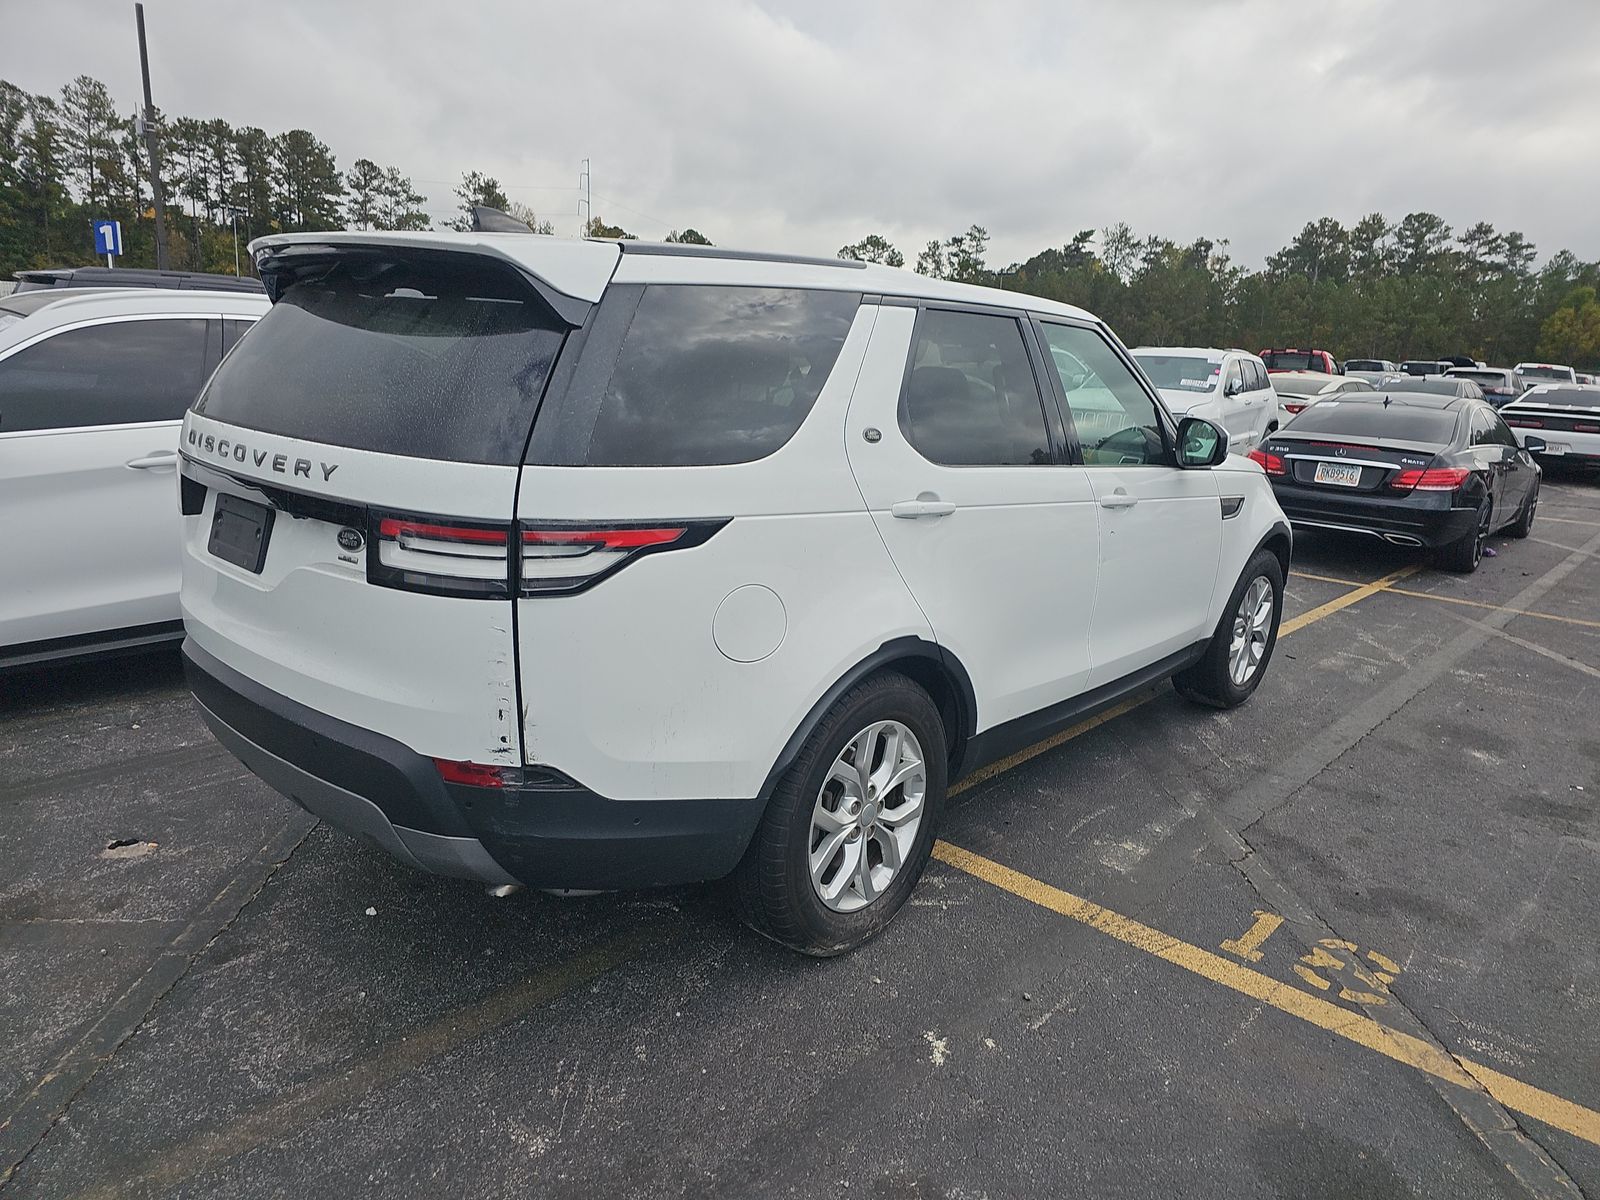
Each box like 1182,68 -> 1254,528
1228,576 -> 1274,686
808,721 -> 927,913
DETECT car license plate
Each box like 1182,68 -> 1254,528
1541,443 -> 1569,456
1313,462 -> 1362,487
208,493 -> 275,574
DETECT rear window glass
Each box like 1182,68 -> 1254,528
529,285 -> 859,467
194,252 -> 567,465
1285,401 -> 1459,442
1387,378 -> 1464,395
1344,360 -> 1386,372
1518,365 -> 1575,381
1262,350 -> 1322,371
1133,354 -> 1220,393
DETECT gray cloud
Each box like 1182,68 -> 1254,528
7,0 -> 1599,269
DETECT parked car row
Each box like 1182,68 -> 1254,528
2,236 -> 1592,957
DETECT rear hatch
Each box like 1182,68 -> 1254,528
178,236 -> 617,766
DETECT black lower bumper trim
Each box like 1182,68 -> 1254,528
182,638 -> 765,889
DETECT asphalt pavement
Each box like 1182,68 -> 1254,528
3,471 -> 1597,1199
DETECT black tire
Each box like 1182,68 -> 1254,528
1507,481 -> 1538,539
734,673 -> 947,956
1436,501 -> 1490,573
1173,549 -> 1284,709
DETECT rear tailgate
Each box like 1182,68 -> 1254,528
178,238 -> 617,767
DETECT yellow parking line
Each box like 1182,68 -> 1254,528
932,840 -> 1600,1149
1277,565 -> 1419,636
1292,570 -> 1366,587
952,566 -> 1402,798
1379,586 -> 1600,631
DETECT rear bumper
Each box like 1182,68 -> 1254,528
1269,485 -> 1478,548
183,639 -> 764,890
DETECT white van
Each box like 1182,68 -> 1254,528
178,233 -> 1291,953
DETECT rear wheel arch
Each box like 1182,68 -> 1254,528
757,637 -> 974,803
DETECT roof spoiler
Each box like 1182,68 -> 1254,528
253,240 -> 591,327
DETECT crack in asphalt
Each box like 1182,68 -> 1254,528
0,814 -> 317,1189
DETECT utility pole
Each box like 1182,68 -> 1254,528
135,3 -> 171,270
579,158 -> 591,237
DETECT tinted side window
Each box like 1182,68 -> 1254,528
1491,414 -> 1519,448
0,318 -> 209,433
1470,407 -> 1515,447
221,317 -> 255,356
1252,361 -> 1269,390
899,310 -> 1050,467
534,285 -> 858,467
1039,323 -> 1167,466
1222,361 -> 1243,395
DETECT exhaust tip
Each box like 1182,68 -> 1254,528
1383,533 -> 1423,547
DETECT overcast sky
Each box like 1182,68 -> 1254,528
8,0 -> 1600,269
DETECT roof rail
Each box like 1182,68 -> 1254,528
605,241 -> 868,270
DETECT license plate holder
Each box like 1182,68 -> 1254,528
208,493 -> 275,574
1313,461 -> 1363,487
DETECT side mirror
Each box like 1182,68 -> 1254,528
1522,435 -> 1547,454
1177,416 -> 1229,467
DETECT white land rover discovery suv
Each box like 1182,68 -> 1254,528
179,232 -> 1290,954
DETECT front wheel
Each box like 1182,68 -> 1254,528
734,673 -> 948,956
1173,549 -> 1284,709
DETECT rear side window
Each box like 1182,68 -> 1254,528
220,317 -> 255,355
900,309 -> 1050,466
195,253 -> 567,465
0,318 -> 209,433
530,285 -> 859,467
1285,402 -> 1459,443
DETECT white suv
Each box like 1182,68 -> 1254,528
178,233 -> 1290,953
0,286 -> 267,667
1130,347 -> 1278,453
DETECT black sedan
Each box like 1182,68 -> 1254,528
1249,392 -> 1544,572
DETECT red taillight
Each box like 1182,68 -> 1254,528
1504,417 -> 1543,428
378,518 -> 509,545
1282,401 -> 1307,415
1391,467 -> 1471,491
518,521 -> 726,595
1248,449 -> 1286,476
371,513 -> 512,599
433,757 -> 511,788
521,526 -> 686,550
1576,423 -> 1600,433
370,513 -> 727,599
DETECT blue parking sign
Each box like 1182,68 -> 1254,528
92,219 -> 123,257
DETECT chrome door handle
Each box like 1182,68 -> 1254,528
126,451 -> 178,471
1099,489 -> 1139,510
891,496 -> 956,519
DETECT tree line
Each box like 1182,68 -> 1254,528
841,217 -> 1600,369
4,74 -> 1596,368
